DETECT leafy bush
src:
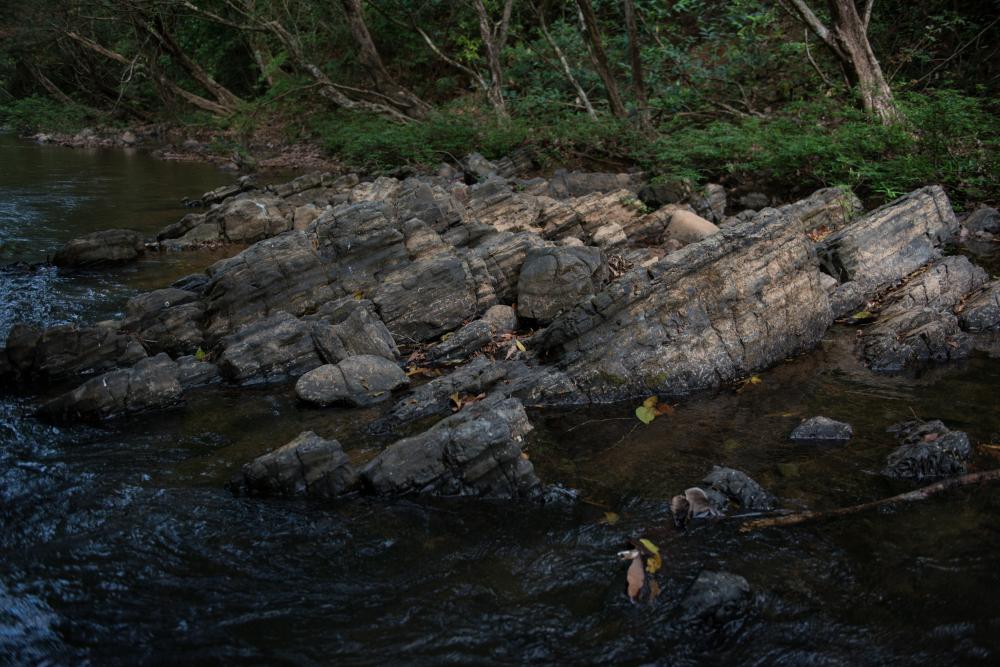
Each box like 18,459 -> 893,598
0,95 -> 92,133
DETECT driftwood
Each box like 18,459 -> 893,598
740,468 -> 1000,532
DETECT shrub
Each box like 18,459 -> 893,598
0,95 -> 92,134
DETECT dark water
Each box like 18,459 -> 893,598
3,135 -> 1000,666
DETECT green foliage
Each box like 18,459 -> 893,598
0,95 -> 91,133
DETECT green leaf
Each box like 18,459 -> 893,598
194,346 -> 207,361
635,405 -> 657,424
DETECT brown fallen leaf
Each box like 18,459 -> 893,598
627,556 -> 645,601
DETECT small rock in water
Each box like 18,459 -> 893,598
790,416 -> 853,444
701,466 -> 776,511
238,431 -> 357,499
680,571 -> 752,622
883,420 -> 971,481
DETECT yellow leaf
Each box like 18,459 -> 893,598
353,290 -> 364,300
603,511 -> 620,525
748,375 -> 762,385
642,395 -> 658,409
515,339 -> 526,352
640,538 -> 662,574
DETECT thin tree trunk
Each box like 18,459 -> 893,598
472,0 -> 512,118
26,63 -> 77,106
340,0 -> 429,118
622,0 -> 650,129
533,1 -> 596,119
575,0 -> 626,118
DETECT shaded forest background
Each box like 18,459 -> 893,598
0,0 -> 997,206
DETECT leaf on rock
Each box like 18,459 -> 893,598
639,538 -> 662,574
603,511 -> 620,525
194,346 -> 207,361
515,339 -> 527,352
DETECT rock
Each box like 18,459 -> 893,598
216,311 -> 324,384
214,197 -> 290,243
466,230 -> 546,303
492,148 -> 534,179
663,209 -> 720,245
548,170 -> 643,199
120,130 -> 136,145
425,305 -> 517,365
309,301 -> 398,363
295,355 -> 407,407
777,186 -> 862,236
462,152 -> 497,181
292,204 -> 323,231
701,466 -> 776,511
175,355 -> 219,389
860,256 -> 988,371
373,252 -> 480,342
963,207 -> 1000,234
637,179 -> 692,208
466,177 -> 540,232
738,192 -> 770,210
959,280 -> 1000,332
591,223 -> 627,249
121,288 -> 205,356
36,353 -> 182,422
517,246 -> 607,323
680,571 -> 752,622
570,190 -> 645,242
537,208 -> 832,401
267,172 -> 327,198
883,420 -> 971,480
52,229 -> 146,267
817,186 -> 959,318
360,397 -> 540,499
313,201 -> 409,293
790,416 -> 853,443
239,431 -> 358,499
691,183 -> 727,224
3,322 -> 146,384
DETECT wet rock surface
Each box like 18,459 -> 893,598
294,355 -> 408,407
238,431 -> 358,499
2,321 -> 147,384
701,466 -> 776,511
883,420 -> 972,481
360,397 -> 540,499
790,416 -> 854,443
680,571 -> 752,623
52,229 -> 146,267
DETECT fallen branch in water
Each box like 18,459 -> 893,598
740,468 -> 1000,532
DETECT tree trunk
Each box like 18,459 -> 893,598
472,0 -> 512,119
621,0 -> 650,129
533,1 -> 596,119
575,0 -> 626,118
825,0 -> 898,124
339,0 -> 429,118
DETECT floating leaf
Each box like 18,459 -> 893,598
635,405 -> 657,424
748,375 -> 762,385
642,395 -> 658,409
626,556 -> 645,601
656,403 -> 675,416
603,511 -> 620,525
639,538 -> 662,574
515,339 -> 526,352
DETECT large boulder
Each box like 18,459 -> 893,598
294,355 -> 408,407
701,466 -> 776,511
239,431 -> 358,499
817,186 -> 959,317
216,311 -> 324,384
883,420 -> 971,480
690,183 -> 727,224
537,207 -> 833,401
215,196 -> 291,243
309,300 -> 398,363
959,280 -> 1000,332
777,186 -> 862,236
36,353 -> 182,422
517,246 -> 607,323
52,229 -> 145,267
3,322 -> 146,384
360,397 -> 540,499
465,177 -> 541,233
662,209 -> 720,245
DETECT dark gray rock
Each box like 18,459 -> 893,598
52,229 -> 146,267
860,256 -> 988,371
777,186 -> 863,236
3,322 -> 146,384
176,355 -> 220,389
426,305 -> 517,365
701,466 -> 776,511
121,288 -> 205,356
373,252 -> 479,342
294,355 -> 408,407
691,183 -> 727,224
818,186 -> 959,318
537,208 -> 833,401
517,246 -> 607,323
360,397 -> 540,499
216,311 -> 324,384
638,179 -> 691,208
548,169 -> 643,199
883,420 -> 971,480
738,192 -> 770,210
309,302 -> 398,363
239,431 -> 358,499
959,280 -> 1000,332
680,571 -> 752,622
963,207 -> 1000,234
36,353 -> 182,422
465,177 -> 540,232
790,416 -> 853,443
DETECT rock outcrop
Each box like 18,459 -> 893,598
2,322 -> 146,384
883,420 -> 971,480
294,355 -> 408,407
517,246 -> 607,323
238,431 -> 358,499
52,229 -> 146,267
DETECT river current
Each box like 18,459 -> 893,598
2,134 -> 999,666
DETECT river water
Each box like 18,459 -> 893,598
2,133 -> 1000,666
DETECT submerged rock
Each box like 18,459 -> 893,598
883,420 -> 971,481
239,431 -> 358,499
52,229 -> 146,267
790,416 -> 853,444
680,571 -> 752,622
295,355 -> 408,407
360,397 -> 539,499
